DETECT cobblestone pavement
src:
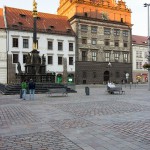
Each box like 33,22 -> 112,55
0,84 -> 150,150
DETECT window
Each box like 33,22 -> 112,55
48,41 -> 53,50
82,51 -> 87,61
105,52 -> 110,62
136,51 -> 142,58
91,38 -> 97,45
69,57 -> 73,65
91,26 -> 97,33
69,43 -> 73,51
105,39 -> 110,46
58,56 -> 62,65
81,25 -> 88,32
23,39 -> 29,48
12,38 -> 18,47
82,38 -> 87,44
48,56 -> 53,64
114,29 -> 120,36
92,51 -> 97,61
13,54 -> 18,63
123,42 -> 128,47
114,53 -> 119,62
123,53 -> 128,62
58,42 -> 63,51
123,30 -> 128,37
136,62 -> 142,69
114,40 -> 119,47
23,54 -> 27,63
104,28 -> 111,35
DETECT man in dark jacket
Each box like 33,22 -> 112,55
28,79 -> 36,100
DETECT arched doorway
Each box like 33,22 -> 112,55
104,71 -> 110,83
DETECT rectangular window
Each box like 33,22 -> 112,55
92,51 -> 97,61
91,26 -> 97,33
136,62 -> 142,69
48,41 -> 53,50
81,25 -> 88,32
82,51 -> 87,61
69,43 -> 73,51
136,51 -> 142,58
123,53 -> 128,62
48,56 -> 53,64
58,42 -> 63,51
82,38 -> 87,44
23,39 -> 29,48
105,39 -> 110,46
91,38 -> 97,45
13,38 -> 18,47
104,28 -> 111,35
69,57 -> 73,65
123,30 -> 128,37
58,56 -> 62,65
23,54 -> 27,63
114,29 -> 120,36
105,52 -> 110,62
13,54 -> 18,63
124,42 -> 128,47
114,53 -> 119,62
114,41 -> 119,47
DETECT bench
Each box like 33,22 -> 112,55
47,88 -> 68,96
107,86 -> 125,95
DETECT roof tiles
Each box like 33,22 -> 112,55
0,8 -> 5,28
132,35 -> 148,45
5,6 -> 75,36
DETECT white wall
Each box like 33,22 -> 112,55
0,30 -> 7,84
8,30 -> 75,75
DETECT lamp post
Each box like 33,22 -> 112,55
144,3 -> 150,90
108,62 -> 112,82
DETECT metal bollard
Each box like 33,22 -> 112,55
85,87 -> 90,95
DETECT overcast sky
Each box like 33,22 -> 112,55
0,0 -> 149,36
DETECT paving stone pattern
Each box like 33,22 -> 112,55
0,131 -> 83,150
53,101 -> 150,117
0,85 -> 150,150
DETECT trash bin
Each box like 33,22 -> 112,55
85,87 -> 90,95
20,89 -> 22,99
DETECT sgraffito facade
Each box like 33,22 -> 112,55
58,0 -> 132,84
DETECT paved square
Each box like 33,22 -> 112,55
0,84 -> 150,150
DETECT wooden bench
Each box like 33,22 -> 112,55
47,88 -> 68,96
107,86 -> 125,95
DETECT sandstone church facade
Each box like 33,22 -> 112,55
57,0 -> 132,84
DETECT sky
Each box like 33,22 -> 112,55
0,0 -> 149,36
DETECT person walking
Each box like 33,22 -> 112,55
21,80 -> 27,100
28,79 -> 36,100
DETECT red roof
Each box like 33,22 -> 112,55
0,8 -> 5,28
132,35 -> 148,45
5,6 -> 75,36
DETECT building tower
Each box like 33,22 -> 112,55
58,0 -> 132,84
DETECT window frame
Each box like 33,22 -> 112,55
12,53 -> 18,63
48,56 -> 53,64
12,38 -> 19,48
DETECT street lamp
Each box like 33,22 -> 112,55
144,3 -> 150,90
108,62 -> 112,82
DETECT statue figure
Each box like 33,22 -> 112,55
26,53 -> 31,64
17,62 -> 22,74
42,54 -> 46,65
